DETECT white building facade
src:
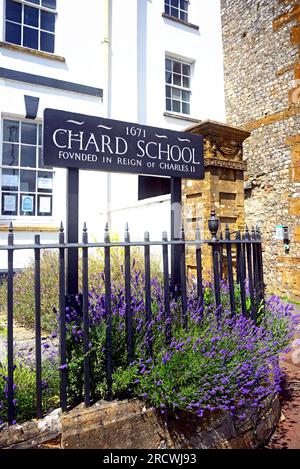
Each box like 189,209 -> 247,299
0,0 -> 225,267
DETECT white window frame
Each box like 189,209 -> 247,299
165,56 -> 192,116
4,0 -> 57,54
164,0 -> 189,22
0,116 -> 55,220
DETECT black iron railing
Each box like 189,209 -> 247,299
0,210 -> 264,425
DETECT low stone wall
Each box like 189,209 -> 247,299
0,395 -> 280,449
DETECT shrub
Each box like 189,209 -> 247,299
0,247 -> 161,333
0,262 -> 296,426
0,359 -> 60,425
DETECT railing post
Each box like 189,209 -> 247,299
225,225 -> 236,316
7,222 -> 14,426
195,226 -> 204,311
144,231 -> 152,356
180,224 -> 187,328
162,231 -> 171,344
58,222 -> 67,411
104,223 -> 113,400
124,223 -> 133,364
34,234 -> 42,420
208,210 -> 221,311
82,222 -> 90,406
245,226 -> 256,322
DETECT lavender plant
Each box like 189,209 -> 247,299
0,262 -> 296,426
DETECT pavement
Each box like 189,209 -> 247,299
265,302 -> 300,449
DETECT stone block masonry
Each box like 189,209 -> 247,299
0,396 -> 280,449
221,0 -> 300,300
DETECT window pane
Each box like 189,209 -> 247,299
5,21 -> 21,45
21,145 -> 36,168
180,0 -> 188,11
180,10 -> 188,21
2,143 -> 19,166
2,169 -> 19,191
40,31 -> 54,52
2,169 -> 18,194
37,171 -> 53,192
172,88 -> 181,99
6,0 -> 22,23
171,0 -> 178,7
182,76 -> 190,88
41,11 -> 55,32
3,120 -> 19,142
172,100 -> 180,113
164,4 -> 170,15
2,192 -> 18,216
20,193 -> 35,216
166,98 -> 172,111
182,90 -> 190,102
166,86 -> 171,98
38,194 -> 52,216
20,169 -> 36,192
165,71 -> 172,84
173,73 -> 181,86
42,0 -> 56,9
171,7 -> 178,17
21,122 -> 37,145
165,58 -> 172,71
24,5 -> 39,27
23,26 -> 39,49
26,0 -> 40,4
182,64 -> 190,76
182,102 -> 190,115
173,61 -> 181,73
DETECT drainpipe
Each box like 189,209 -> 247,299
103,0 -> 112,226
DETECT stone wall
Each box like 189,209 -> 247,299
0,395 -> 280,449
221,0 -> 300,300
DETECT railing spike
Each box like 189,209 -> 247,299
104,222 -> 110,243
8,221 -> 13,233
195,225 -> 201,242
162,231 -> 168,241
144,231 -> 150,242
83,221 -> 87,232
59,221 -> 64,232
125,222 -> 130,242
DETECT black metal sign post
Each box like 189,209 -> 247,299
66,168 -> 79,296
170,177 -> 182,293
43,108 -> 204,297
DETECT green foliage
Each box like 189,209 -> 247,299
0,360 -> 60,424
0,247 -> 161,333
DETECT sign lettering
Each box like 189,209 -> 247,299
43,109 -> 204,179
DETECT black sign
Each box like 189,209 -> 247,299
43,109 -> 204,179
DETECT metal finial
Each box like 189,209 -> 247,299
162,231 -> 168,242
180,223 -> 185,241
125,222 -> 130,242
83,222 -> 87,233
195,224 -> 201,242
59,221 -> 64,232
8,221 -> 13,233
208,209 -> 219,241
144,231 -> 150,242
104,222 -> 110,243
225,224 -> 230,240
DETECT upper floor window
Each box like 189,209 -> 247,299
5,0 -> 56,53
1,119 -> 54,217
165,57 -> 191,115
164,0 -> 188,22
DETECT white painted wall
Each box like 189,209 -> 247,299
0,0 -> 226,263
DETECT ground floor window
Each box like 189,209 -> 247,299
1,118 -> 54,217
